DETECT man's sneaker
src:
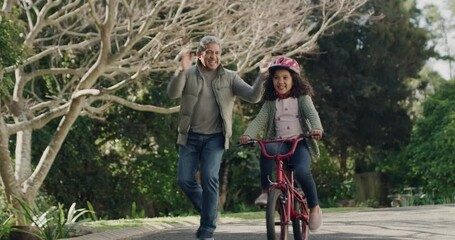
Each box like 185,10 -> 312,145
309,207 -> 323,232
196,228 -> 214,240
254,192 -> 268,205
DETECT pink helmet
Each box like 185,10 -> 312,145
268,56 -> 301,75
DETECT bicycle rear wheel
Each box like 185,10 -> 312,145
292,197 -> 309,240
266,188 -> 289,240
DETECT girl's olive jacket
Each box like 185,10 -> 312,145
167,61 -> 265,149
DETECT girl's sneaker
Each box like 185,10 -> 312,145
254,193 -> 268,205
309,207 -> 323,231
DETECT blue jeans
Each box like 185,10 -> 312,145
177,132 -> 224,235
259,141 -> 320,208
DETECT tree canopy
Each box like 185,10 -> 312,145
302,0 -> 435,173
406,81 -> 455,198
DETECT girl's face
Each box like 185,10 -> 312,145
272,69 -> 293,95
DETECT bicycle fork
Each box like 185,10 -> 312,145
270,180 -> 292,225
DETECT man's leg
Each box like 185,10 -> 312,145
198,132 -> 224,237
177,133 -> 203,213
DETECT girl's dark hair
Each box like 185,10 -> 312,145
262,67 -> 314,101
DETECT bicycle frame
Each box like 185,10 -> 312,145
257,135 -> 309,222
249,133 -> 313,240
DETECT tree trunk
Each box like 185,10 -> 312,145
1,0 -> 15,13
14,130 -> 32,186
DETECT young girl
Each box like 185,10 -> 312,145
239,56 -> 323,231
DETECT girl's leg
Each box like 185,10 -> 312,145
259,152 -> 275,190
291,141 -> 319,208
255,143 -> 278,205
291,141 -> 322,231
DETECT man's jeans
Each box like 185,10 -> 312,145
177,132 -> 224,235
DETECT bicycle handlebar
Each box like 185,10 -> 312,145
239,133 -> 320,160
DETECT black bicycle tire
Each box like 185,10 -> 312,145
266,188 -> 289,240
292,196 -> 309,240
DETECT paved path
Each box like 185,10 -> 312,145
66,204 -> 455,240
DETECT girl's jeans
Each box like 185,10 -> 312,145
177,132 -> 224,235
260,140 -> 320,208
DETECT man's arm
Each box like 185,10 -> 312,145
167,49 -> 194,99
233,55 -> 271,103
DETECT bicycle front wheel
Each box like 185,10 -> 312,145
266,188 -> 289,240
292,197 -> 309,240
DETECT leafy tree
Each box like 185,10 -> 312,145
221,113 -> 261,211
420,1 -> 455,80
406,66 -> 446,121
0,17 -> 23,67
406,81 -> 455,199
0,13 -> 25,97
302,0 -> 435,175
41,74 -> 190,218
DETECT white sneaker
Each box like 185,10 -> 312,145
254,193 -> 268,205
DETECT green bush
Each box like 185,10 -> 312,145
406,81 -> 455,201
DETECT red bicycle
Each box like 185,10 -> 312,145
241,133 -> 315,240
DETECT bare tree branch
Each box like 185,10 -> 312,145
7,102 -> 70,136
22,68 -> 83,83
92,95 -> 180,114
1,0 -> 368,209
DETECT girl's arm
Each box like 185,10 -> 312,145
242,102 -> 270,139
300,95 -> 323,132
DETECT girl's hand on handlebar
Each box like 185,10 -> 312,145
311,130 -> 323,140
239,135 -> 250,144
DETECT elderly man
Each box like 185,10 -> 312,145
167,35 -> 269,240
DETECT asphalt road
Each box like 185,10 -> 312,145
131,204 -> 455,240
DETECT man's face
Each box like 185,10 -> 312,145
198,43 -> 221,71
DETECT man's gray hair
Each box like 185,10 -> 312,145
197,36 -> 222,53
